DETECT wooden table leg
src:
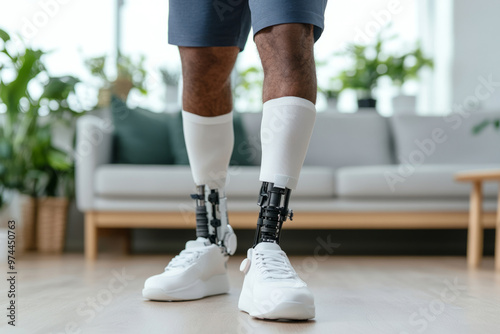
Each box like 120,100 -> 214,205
85,212 -> 98,261
495,184 -> 500,271
468,181 -> 483,268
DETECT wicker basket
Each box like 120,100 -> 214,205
36,197 -> 69,253
20,196 -> 37,251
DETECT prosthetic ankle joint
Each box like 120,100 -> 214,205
191,185 -> 237,255
253,182 -> 293,246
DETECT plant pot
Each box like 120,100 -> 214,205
0,191 -> 14,228
0,228 -> 7,262
113,78 -> 133,101
36,197 -> 69,253
357,98 -> 377,109
97,87 -> 112,108
0,192 -> 37,253
20,195 -> 37,251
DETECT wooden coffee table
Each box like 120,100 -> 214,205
455,170 -> 500,270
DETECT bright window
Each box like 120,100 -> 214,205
0,0 -> 419,114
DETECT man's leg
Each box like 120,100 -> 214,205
180,46 -> 239,248
180,46 -> 238,192
257,24 -> 317,104
255,24 -> 316,239
143,47 -> 239,301
238,24 -> 318,320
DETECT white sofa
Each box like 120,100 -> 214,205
76,110 -> 500,259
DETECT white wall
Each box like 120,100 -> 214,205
451,0 -> 500,111
418,0 -> 500,114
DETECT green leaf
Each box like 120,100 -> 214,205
0,28 -> 10,42
84,55 -> 107,81
47,149 -> 72,171
472,120 -> 490,135
0,139 -> 12,159
42,76 -> 80,100
1,47 -> 44,126
494,119 -> 500,130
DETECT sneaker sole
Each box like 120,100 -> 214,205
142,274 -> 229,301
240,301 -> 315,320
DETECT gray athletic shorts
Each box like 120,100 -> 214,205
168,0 -> 328,51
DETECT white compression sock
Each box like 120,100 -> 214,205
182,111 -> 234,189
259,96 -> 316,190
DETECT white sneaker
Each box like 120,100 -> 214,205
238,242 -> 315,320
142,237 -> 230,301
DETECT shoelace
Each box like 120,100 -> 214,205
165,249 -> 203,270
254,250 -> 296,280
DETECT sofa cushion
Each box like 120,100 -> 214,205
224,166 -> 336,198
304,112 -> 394,168
240,112 -> 394,168
95,165 -> 194,198
337,164 -> 500,199
94,165 -> 336,199
111,96 -> 175,164
391,111 -> 500,165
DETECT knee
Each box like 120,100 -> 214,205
179,47 -> 238,115
255,24 -> 315,75
180,47 -> 238,92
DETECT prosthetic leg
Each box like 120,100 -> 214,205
238,96 -> 316,319
182,110 -> 237,255
191,185 -> 237,255
252,96 -> 316,245
143,184 -> 234,301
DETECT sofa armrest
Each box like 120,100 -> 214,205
75,115 -> 114,211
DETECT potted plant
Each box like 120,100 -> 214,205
335,39 -> 386,109
1,29 -> 46,250
386,45 -> 433,113
0,28 -> 83,252
84,54 -> 148,107
334,28 -> 432,111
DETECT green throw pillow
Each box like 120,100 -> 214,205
111,96 -> 175,164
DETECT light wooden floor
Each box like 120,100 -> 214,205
1,254 -> 500,334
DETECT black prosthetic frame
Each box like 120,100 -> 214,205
191,185 -> 209,238
253,182 -> 293,246
207,189 -> 222,244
